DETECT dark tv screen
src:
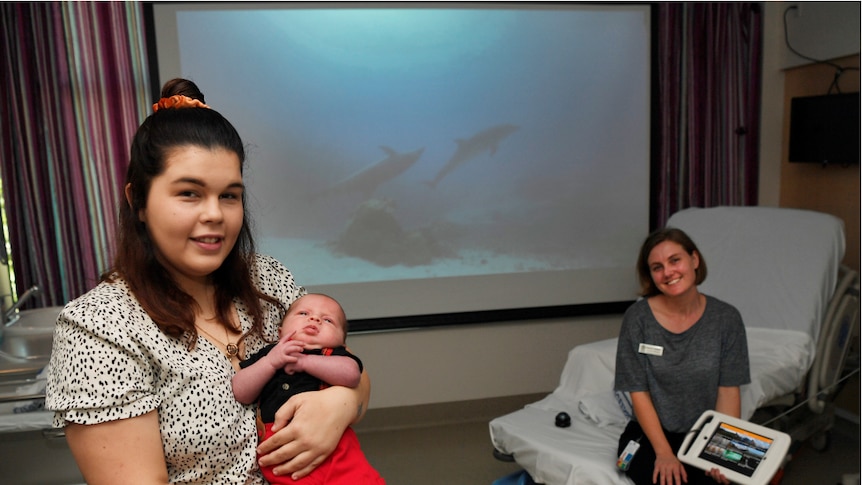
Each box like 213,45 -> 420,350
789,92 -> 860,165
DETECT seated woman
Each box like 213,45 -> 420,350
615,227 -> 750,485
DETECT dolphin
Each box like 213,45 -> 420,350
427,123 -> 519,188
319,146 -> 425,200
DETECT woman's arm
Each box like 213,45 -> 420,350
715,385 -> 741,418
630,391 -> 688,485
64,411 -> 169,485
256,369 -> 371,480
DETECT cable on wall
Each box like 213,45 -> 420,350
783,5 -> 860,95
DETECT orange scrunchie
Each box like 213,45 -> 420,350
152,94 -> 210,113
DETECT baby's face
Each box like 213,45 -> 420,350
281,294 -> 346,348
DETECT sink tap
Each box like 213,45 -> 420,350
4,285 -> 41,327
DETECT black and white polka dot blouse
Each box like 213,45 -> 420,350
46,254 -> 305,484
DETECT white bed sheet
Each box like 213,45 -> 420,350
490,328 -> 814,485
490,338 -> 631,485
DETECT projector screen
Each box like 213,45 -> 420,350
149,2 -> 653,330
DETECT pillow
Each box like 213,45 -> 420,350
577,389 -> 632,428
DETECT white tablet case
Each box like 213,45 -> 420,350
677,410 -> 791,485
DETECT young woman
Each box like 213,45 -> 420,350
46,78 -> 370,484
614,228 -> 750,485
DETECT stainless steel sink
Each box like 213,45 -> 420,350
0,306 -> 63,384
0,307 -> 83,484
0,306 -> 63,402
1,306 -> 63,361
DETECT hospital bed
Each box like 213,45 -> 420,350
489,206 -> 860,485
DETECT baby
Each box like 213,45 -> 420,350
232,293 -> 384,484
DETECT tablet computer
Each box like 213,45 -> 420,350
677,410 -> 791,485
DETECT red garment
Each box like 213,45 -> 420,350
259,424 -> 385,484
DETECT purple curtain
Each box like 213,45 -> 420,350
0,2 -> 150,306
655,3 -> 763,228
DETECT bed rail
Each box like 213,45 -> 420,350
807,265 -> 860,414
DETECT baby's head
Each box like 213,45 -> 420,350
280,293 -> 348,349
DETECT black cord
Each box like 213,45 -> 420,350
783,5 -> 860,95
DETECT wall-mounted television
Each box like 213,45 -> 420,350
788,92 -> 860,165
147,2 -> 654,331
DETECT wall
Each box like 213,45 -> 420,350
350,314 -> 622,409
779,1 -> 860,70
757,2 -> 789,207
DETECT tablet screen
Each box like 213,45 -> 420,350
697,421 -> 774,478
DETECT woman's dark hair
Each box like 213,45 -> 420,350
160,78 -> 206,104
636,227 -> 707,297
105,78 -> 282,346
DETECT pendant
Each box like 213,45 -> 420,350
225,343 -> 239,358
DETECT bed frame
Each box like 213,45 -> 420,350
755,263 -> 860,451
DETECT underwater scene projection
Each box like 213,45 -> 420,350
153,4 -> 651,324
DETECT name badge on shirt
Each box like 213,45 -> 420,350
638,343 -> 664,356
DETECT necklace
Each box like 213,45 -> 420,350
196,324 -> 240,359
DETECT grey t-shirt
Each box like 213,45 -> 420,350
614,295 -> 750,433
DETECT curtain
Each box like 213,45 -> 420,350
0,2 -> 150,306
654,3 -> 763,228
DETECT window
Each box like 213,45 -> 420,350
0,178 -> 15,309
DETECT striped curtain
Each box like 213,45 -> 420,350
654,3 -> 763,228
0,2 -> 150,306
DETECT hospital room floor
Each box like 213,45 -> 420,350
355,411 -> 860,485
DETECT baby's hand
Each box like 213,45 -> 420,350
283,352 -> 306,375
268,333 -> 305,370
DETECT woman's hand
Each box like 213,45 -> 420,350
707,467 -> 730,484
630,392 -> 688,485
653,452 -> 687,485
256,371 -> 370,479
